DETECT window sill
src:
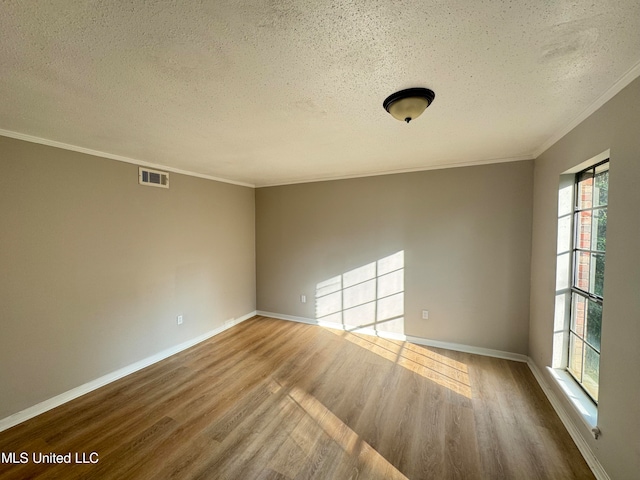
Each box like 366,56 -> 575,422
547,367 -> 597,429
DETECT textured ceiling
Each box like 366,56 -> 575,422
1,1 -> 640,187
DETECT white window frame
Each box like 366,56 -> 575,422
551,149 -> 609,428
566,159 -> 608,403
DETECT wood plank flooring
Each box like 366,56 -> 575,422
0,316 -> 594,479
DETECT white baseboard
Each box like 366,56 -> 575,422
527,359 -> 610,480
256,311 -> 316,325
405,335 -> 528,363
256,311 -> 528,362
0,311 -> 256,433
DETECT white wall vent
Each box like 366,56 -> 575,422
139,167 -> 169,188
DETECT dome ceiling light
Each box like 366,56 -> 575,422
383,88 -> 435,123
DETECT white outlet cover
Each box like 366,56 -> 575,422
422,310 -> 429,320
177,315 -> 183,325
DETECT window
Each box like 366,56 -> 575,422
567,160 -> 609,402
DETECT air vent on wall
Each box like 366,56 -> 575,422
139,167 -> 169,188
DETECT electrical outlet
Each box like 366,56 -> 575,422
421,310 -> 429,320
177,315 -> 183,325
301,294 -> 306,303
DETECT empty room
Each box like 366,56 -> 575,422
1,1 -> 639,479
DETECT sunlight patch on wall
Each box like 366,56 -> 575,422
315,251 -> 404,338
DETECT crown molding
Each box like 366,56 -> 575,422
257,154 -> 534,188
533,59 -> 640,159
0,129 -> 255,188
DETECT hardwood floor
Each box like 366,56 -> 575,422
0,316 -> 594,479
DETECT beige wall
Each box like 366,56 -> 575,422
0,136 -> 256,419
530,77 -> 640,478
256,161 -> 533,354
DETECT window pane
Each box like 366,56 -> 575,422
583,346 -> 600,401
576,252 -> 605,297
577,171 -> 594,209
594,253 -> 605,297
591,208 -> 607,252
568,334 -> 584,381
586,300 -> 602,351
575,251 -> 590,291
576,211 -> 592,250
593,169 -> 609,207
571,294 -> 586,338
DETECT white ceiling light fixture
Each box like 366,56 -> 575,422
383,88 -> 435,123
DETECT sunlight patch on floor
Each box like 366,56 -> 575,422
326,329 -> 472,398
286,385 -> 409,480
